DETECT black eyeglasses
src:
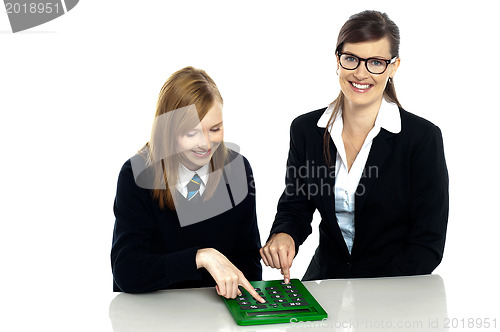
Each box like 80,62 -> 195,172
337,52 -> 397,74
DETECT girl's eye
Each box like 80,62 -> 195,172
185,131 -> 197,137
211,127 -> 221,133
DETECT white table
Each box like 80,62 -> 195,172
109,274 -> 451,331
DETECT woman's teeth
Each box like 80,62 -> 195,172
351,82 -> 371,89
192,150 -> 210,157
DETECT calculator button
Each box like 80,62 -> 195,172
288,293 -> 302,298
254,288 -> 261,292
268,290 -> 282,295
236,296 -> 249,301
290,297 -> 306,302
274,299 -> 288,303
238,301 -> 252,305
282,284 -> 296,289
265,287 -> 279,291
271,294 -> 285,299
240,305 -> 267,310
283,301 -> 309,307
285,289 -> 299,293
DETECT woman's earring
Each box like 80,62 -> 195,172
336,68 -> 339,75
388,77 -> 393,83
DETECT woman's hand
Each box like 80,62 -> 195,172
259,233 -> 295,283
196,248 -> 265,303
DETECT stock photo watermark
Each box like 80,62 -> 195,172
290,317 -> 498,329
282,160 -> 379,199
3,0 -> 78,33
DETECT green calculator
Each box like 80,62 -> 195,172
222,279 -> 327,325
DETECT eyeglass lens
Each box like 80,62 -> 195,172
340,54 -> 388,74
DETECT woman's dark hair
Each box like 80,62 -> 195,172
323,10 -> 402,165
335,10 -> 400,62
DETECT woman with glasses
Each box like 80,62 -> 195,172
111,67 -> 264,303
260,11 -> 449,282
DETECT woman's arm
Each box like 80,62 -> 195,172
383,124 -> 449,276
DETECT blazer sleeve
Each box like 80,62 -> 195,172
383,124 -> 449,276
111,161 -> 202,293
269,117 -> 317,252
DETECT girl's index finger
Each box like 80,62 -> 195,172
240,278 -> 266,303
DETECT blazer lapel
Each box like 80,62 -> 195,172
316,127 -> 351,256
355,129 -> 395,216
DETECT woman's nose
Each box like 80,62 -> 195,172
353,60 -> 370,80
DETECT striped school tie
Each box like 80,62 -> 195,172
186,173 -> 201,201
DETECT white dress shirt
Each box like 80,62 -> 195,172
176,163 -> 210,198
317,98 -> 401,254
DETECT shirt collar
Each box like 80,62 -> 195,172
177,163 -> 210,188
317,97 -> 401,134
375,98 -> 401,134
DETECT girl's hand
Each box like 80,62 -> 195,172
196,248 -> 265,303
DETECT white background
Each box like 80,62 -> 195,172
1,1 -> 499,331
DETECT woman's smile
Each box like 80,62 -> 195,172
349,81 -> 374,93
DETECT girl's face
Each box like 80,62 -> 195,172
176,102 -> 224,171
337,37 -> 400,110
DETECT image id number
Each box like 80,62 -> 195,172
5,2 -> 61,14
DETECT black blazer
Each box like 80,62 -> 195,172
111,150 -> 262,293
269,107 -> 449,280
